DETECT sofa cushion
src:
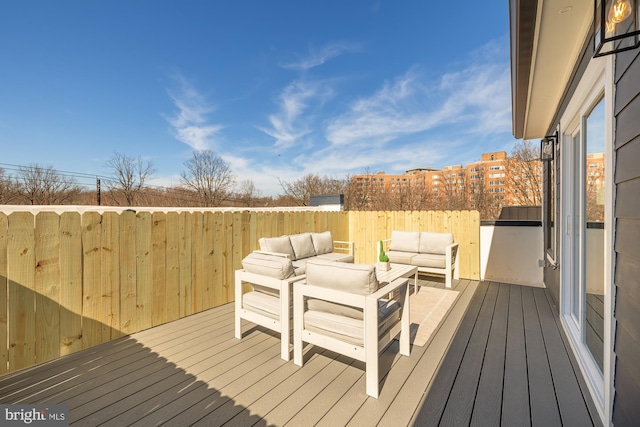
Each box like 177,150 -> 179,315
241,251 -> 295,279
305,261 -> 378,295
386,250 -> 416,265
311,231 -> 334,255
389,231 -> 420,253
290,233 -> 316,260
412,253 -> 447,269
258,236 -> 296,260
419,232 -> 453,255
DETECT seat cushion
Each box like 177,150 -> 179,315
305,262 -> 378,295
258,236 -> 296,260
313,252 -> 354,263
311,231 -> 334,255
389,231 -> 420,253
419,232 -> 453,255
303,300 -> 401,346
386,250 -> 416,265
412,253 -> 446,269
290,233 -> 316,260
241,252 -> 295,279
242,291 -> 280,320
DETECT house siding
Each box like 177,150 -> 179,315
612,47 -> 640,427
542,35 -> 592,305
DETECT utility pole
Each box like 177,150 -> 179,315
96,177 -> 101,205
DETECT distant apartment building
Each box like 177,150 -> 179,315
351,151 -> 546,217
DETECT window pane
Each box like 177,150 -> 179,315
585,98 -> 605,372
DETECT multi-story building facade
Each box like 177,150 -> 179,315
351,151 -> 547,218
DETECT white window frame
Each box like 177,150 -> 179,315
558,54 -> 615,425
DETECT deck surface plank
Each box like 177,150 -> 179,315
470,282 -> 509,426
501,284 -> 531,426
438,281 -> 498,426
0,279 -> 600,427
533,288 -> 596,427
522,286 -> 563,427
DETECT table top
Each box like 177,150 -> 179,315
375,263 -> 417,283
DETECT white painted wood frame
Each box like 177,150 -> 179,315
293,277 -> 410,398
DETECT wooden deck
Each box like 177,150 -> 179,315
0,279 -> 601,426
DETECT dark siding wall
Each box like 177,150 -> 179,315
542,35 -> 592,305
612,48 -> 640,427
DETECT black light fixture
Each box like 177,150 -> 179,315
594,0 -> 640,57
540,134 -> 556,162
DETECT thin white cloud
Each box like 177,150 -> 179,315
280,41 -> 361,70
325,69 -> 445,146
257,79 -> 333,148
165,74 -> 224,151
325,46 -> 511,147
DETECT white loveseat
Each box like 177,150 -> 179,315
381,230 -> 459,288
258,231 -> 354,273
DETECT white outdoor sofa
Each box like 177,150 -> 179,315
381,230 -> 459,289
235,231 -> 354,361
258,231 -> 354,272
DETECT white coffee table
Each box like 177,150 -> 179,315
376,263 -> 418,294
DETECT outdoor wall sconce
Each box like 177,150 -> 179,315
540,134 -> 556,161
594,0 -> 640,57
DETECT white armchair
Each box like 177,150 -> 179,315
235,251 -> 306,361
293,262 -> 410,398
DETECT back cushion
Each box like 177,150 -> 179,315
389,231 -> 420,253
258,236 -> 296,260
419,232 -> 454,255
306,261 -> 378,295
289,233 -> 316,259
241,252 -> 295,279
311,231 -> 334,255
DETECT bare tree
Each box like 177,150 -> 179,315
439,171 -> 467,210
180,150 -> 235,207
278,174 -> 347,206
105,152 -> 155,206
505,140 -> 543,206
0,168 -> 19,204
15,164 -> 81,205
234,179 -> 262,207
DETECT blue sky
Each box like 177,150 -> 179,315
1,1 -> 515,197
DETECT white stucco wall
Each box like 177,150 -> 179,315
480,225 -> 544,287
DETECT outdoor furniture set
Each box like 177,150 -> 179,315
234,230 -> 458,398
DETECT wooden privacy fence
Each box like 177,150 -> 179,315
0,208 -> 478,374
0,209 -> 349,374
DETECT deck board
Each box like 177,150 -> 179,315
0,279 -> 600,427
413,281 -> 601,427
501,284 -> 530,426
470,282 -> 509,426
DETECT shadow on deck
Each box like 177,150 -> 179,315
0,279 -> 601,426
